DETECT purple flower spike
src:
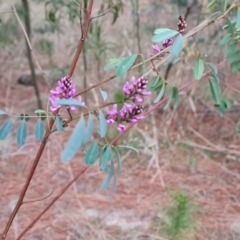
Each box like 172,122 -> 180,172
140,91 -> 152,96
49,76 -> 84,112
117,124 -> 126,132
132,96 -> 143,103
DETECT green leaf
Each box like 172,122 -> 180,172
55,117 -> 64,132
98,109 -> 107,138
100,165 -> 114,192
154,80 -> 166,103
228,52 -> 240,64
61,115 -> 85,163
147,76 -> 162,92
206,62 -> 218,74
17,120 -> 27,146
207,0 -> 216,9
231,61 -> 240,73
113,147 -> 122,173
104,58 -> 125,71
34,119 -> 45,141
225,16 -> 234,34
170,34 -> 183,58
117,145 -> 139,153
100,146 -> 113,171
207,11 -> 222,21
220,33 -> 232,46
35,109 -> 46,115
223,0 -> 229,12
209,77 -> 221,105
84,142 -> 99,166
152,29 -> 178,43
164,87 -> 174,110
172,87 -> 179,109
116,54 -> 138,77
54,99 -> 86,107
84,114 -> 94,144
100,88 -> 108,102
226,42 -> 238,56
194,57 -> 204,80
0,119 -> 13,140
0,110 -> 6,115
236,8 -> 240,29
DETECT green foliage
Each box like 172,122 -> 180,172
152,29 -> 179,43
114,90 -> 125,110
154,80 -> 166,103
84,142 -> 99,166
170,34 -> 183,59
100,164 -> 115,191
194,57 -> 204,80
100,89 -> 108,102
104,58 -> 126,71
34,119 -> 45,141
164,87 -> 179,110
116,54 -> 138,77
0,119 -> 13,140
61,115 -> 85,163
55,117 -> 64,132
163,192 -> 196,240
54,99 -> 86,107
113,147 -> 122,173
98,109 -> 107,138
17,120 -> 28,146
84,114 -> 94,144
100,146 -> 113,171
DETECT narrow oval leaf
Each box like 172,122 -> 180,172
172,87 -> 179,109
225,16 -> 234,34
154,28 -> 172,35
207,11 -> 222,21
98,109 -> 107,138
55,117 -> 64,132
236,7 -> 240,29
84,142 -> 99,166
84,114 -> 94,144
34,119 -> 45,141
116,54 -> 138,77
170,34 -> 183,58
0,118 -> 13,140
17,120 -> 27,146
54,99 -> 86,107
207,0 -> 216,9
100,165 -> 114,192
100,89 -> 108,102
223,0 -> 229,11
104,58 -> 125,71
0,110 -> 6,115
209,77 -> 221,105
117,145 -> 138,153
206,62 -> 218,74
154,80 -> 166,103
61,115 -> 85,163
164,87 -> 174,110
220,33 -> 232,46
113,147 -> 122,173
100,146 -> 113,171
152,29 -> 178,43
194,57 -> 204,80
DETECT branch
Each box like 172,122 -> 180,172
22,190 -> 54,204
16,167 -> 88,240
17,60 -> 227,239
91,5 -> 115,20
0,1 -> 95,239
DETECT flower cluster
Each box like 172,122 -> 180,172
49,76 -> 84,111
177,15 -> 187,33
106,76 -> 151,132
151,15 -> 187,59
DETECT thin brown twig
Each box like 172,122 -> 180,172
91,5 -> 115,20
16,167 -> 88,240
11,2 -> 50,89
0,10 -> 14,14
22,190 -> 54,204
